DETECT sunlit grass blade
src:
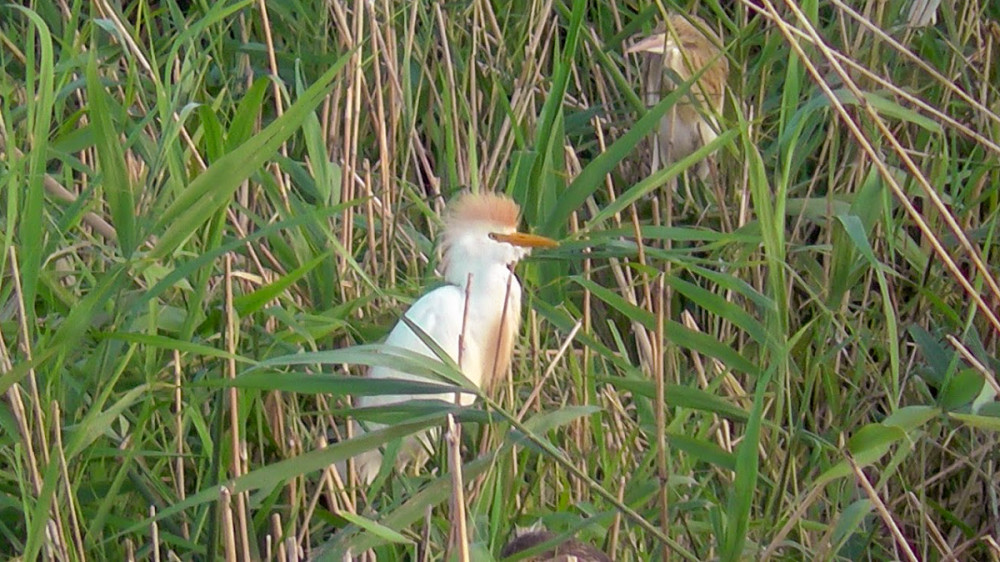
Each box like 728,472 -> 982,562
152,56 -> 350,258
11,5 -> 55,318
86,53 -> 136,256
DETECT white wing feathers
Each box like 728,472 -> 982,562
349,284 -> 472,484
358,284 -> 472,409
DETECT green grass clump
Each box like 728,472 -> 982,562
1,0 -> 999,560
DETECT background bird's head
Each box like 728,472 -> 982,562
439,192 -> 557,286
626,14 -> 729,106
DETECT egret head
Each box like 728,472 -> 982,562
440,192 -> 557,285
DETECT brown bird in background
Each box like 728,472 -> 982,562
627,13 -> 729,179
501,529 -> 611,562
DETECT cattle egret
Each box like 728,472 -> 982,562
348,192 -> 558,484
501,529 -> 611,562
627,14 -> 729,179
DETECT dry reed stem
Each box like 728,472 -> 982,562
905,491 -> 954,558
653,273 -> 671,560
946,335 -> 1000,399
150,505 -> 161,562
755,0 -> 1000,337
220,487 -> 237,562
224,255 -> 252,561
255,0 -> 292,211
319,434 -> 356,514
11,247 -> 51,467
847,454 -> 920,562
4,247 -> 65,559
681,310 -> 737,459
272,512 -> 285,562
983,535 -> 1000,560
759,484 -> 825,560
285,537 -> 301,562
515,321 -> 583,421
52,401 -> 86,562
446,415 -> 470,562
172,350 -> 189,540
582,195 -> 654,370
2,143 -> 116,240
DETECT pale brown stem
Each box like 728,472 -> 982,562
515,321 -> 582,422
654,274 -> 670,560
256,0 -> 291,211
220,488 -> 237,562
150,506 -> 161,562
172,350 -> 189,540
446,415 -> 470,562
52,401 -> 86,562
847,454 -> 920,562
224,255 -> 251,562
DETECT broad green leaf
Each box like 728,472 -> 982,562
839,214 -> 901,405
939,369 -> 985,411
881,405 -> 939,431
784,197 -> 852,222
86,54 -> 136,255
249,344 -> 477,392
508,405 -> 603,455
13,5 -> 55,323
65,384 -> 151,459
152,56 -> 350,258
102,332 -> 252,363
521,405 -> 602,434
523,0 -> 586,228
907,324 -> 952,386
541,85 -> 705,236
335,511 -> 413,546
598,376 -> 748,421
816,425 -> 906,486
227,77 -> 271,150
583,129 -> 738,231
233,251 -> 330,315
668,432 -> 737,471
830,499 -> 873,555
196,104 -> 225,162
571,276 -> 654,327
132,206 -> 351,316
949,412 -> 1000,431
665,276 -> 770,346
585,224 -> 756,245
721,366 -> 770,562
531,298 -> 629,370
574,276 -> 758,375
315,456 -> 494,559
222,371 -> 464,398
0,264 -> 130,394
817,406 -> 939,485
116,414 -> 449,539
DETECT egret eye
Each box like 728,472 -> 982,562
488,232 -> 501,241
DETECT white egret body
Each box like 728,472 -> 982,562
350,192 -> 557,484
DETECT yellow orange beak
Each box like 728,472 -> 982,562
489,231 -> 559,249
625,33 -> 670,55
